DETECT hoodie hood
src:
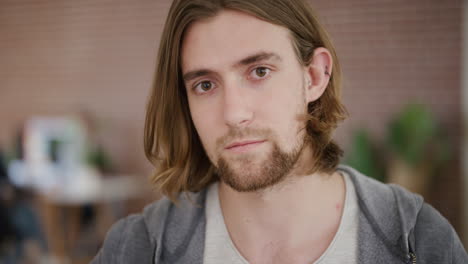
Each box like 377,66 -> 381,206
339,165 -> 423,262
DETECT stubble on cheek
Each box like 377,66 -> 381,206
216,140 -> 304,192
214,127 -> 305,192
205,96 -> 309,192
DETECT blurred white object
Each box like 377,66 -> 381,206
24,116 -> 87,169
61,165 -> 101,202
10,116 -> 90,192
8,116 -> 148,204
44,174 -> 146,205
7,159 -> 29,187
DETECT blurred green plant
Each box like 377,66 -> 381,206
345,129 -> 385,182
346,103 -> 452,184
86,144 -> 112,173
386,103 -> 451,168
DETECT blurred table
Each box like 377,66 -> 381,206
37,175 -> 149,263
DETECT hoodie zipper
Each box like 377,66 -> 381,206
409,252 -> 416,264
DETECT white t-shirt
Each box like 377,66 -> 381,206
203,172 -> 359,264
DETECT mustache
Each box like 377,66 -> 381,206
216,127 -> 274,149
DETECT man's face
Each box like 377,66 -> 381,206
181,10 -> 311,192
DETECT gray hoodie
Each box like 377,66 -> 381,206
91,165 -> 468,263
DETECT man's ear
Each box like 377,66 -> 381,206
304,47 -> 333,103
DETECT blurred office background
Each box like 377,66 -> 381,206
0,0 -> 466,263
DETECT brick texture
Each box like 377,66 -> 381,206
0,0 -> 463,235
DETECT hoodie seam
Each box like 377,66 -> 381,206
152,240 -> 158,264
117,217 -> 129,263
408,191 -> 422,258
340,166 -> 409,262
136,214 -> 158,264
359,188 -> 408,261
408,208 -> 420,256
152,202 -> 171,264
141,198 -> 175,263
150,191 -> 207,264
389,185 -> 416,259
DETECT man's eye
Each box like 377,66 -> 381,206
194,81 -> 214,93
200,81 -> 212,91
250,67 -> 271,80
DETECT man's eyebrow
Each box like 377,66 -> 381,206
235,52 -> 282,67
182,52 -> 281,82
183,69 -> 214,82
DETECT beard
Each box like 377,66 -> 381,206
215,131 -> 305,193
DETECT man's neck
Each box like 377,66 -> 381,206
218,169 -> 346,264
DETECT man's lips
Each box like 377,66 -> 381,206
225,140 -> 266,150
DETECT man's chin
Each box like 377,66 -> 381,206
220,174 -> 283,193
216,159 -> 287,193
215,140 -> 304,192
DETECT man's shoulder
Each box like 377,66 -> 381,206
340,165 -> 452,229
338,165 -> 424,223
340,164 -> 455,237
89,197 -> 170,264
90,190 -> 208,264
90,212 -> 155,263
413,202 -> 468,262
339,165 -> 467,262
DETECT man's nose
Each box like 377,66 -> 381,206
222,81 -> 253,128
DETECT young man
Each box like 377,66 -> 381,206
92,0 -> 467,263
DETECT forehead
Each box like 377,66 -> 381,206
181,10 -> 295,72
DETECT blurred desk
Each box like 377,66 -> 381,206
37,175 -> 148,263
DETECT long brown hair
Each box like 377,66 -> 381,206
144,0 -> 348,202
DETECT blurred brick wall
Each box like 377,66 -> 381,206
0,0 -> 171,175
311,0 -> 463,235
0,0 -> 463,234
